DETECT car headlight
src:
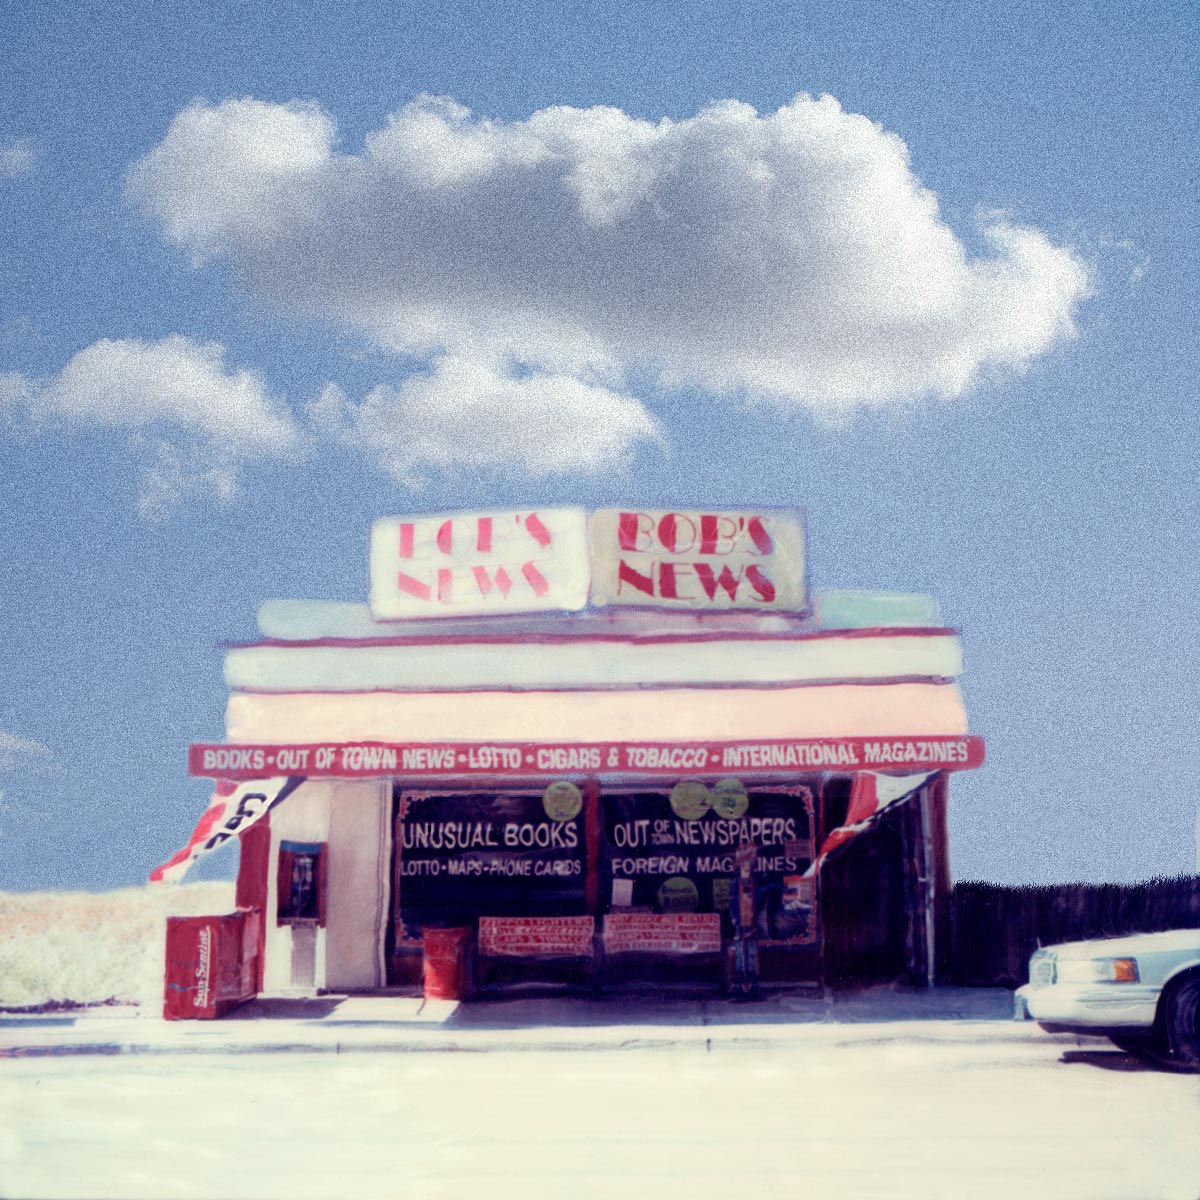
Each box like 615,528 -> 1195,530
1056,957 -> 1139,984
1029,950 -> 1057,986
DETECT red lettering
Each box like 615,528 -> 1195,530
472,565 -> 513,598
436,520 -> 454,556
694,563 -> 742,601
664,562 -> 699,600
618,511 -> 654,553
658,513 -> 696,554
524,512 -> 551,549
522,562 -> 550,597
747,516 -> 773,555
658,562 -> 680,599
746,565 -> 776,602
617,559 -> 655,596
399,523 -> 415,558
477,517 -> 492,553
699,515 -> 738,555
437,568 -> 452,603
396,571 -> 432,602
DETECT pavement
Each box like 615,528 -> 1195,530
0,983 -> 1085,1058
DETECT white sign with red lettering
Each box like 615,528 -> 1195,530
603,912 -> 722,955
189,737 -> 986,779
370,508 -> 590,619
588,509 -> 807,612
478,916 -> 595,957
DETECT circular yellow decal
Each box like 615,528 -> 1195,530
711,778 -> 749,820
669,780 -> 711,820
543,780 -> 583,822
657,876 -> 700,913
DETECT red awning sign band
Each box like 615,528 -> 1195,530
189,736 -> 984,780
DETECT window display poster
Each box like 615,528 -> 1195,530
599,786 -> 817,943
395,790 -> 587,940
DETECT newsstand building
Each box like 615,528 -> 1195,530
170,507 -> 984,1004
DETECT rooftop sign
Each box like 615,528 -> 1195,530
369,508 -> 590,619
589,508 -> 806,613
368,506 -> 807,620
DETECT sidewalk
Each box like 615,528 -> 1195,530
0,984 -> 1062,1058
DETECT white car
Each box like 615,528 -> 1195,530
1014,928 -> 1200,1068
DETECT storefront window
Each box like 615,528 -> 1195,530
393,789 -> 587,943
599,784 -> 818,944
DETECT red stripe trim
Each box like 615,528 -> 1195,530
224,626 -> 961,651
227,675 -> 961,697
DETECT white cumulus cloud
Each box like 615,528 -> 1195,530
3,336 -> 305,516
0,138 -> 36,179
0,731 -> 51,772
309,356 -> 663,486
130,93 -> 1091,412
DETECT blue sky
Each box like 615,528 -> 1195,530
1,0 -> 1197,890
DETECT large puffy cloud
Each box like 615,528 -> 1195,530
309,355 -> 662,486
2,336 -> 305,517
130,93 -> 1091,409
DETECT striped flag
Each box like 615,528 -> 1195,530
808,771 -> 934,873
149,776 -> 304,884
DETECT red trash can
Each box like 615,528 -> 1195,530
423,927 -> 473,1000
163,909 -> 260,1020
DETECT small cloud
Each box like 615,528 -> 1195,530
0,731 -> 51,772
134,438 -> 241,520
309,355 -> 663,486
1095,235 -> 1149,289
3,335 -> 306,517
0,138 -> 36,180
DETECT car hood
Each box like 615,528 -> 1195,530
1043,928 -> 1200,960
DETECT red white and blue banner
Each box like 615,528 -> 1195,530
809,771 -> 933,872
149,776 -> 304,884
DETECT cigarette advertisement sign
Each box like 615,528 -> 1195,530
589,508 -> 807,613
394,790 -> 587,942
603,912 -> 721,955
600,787 -> 817,943
478,916 -> 595,957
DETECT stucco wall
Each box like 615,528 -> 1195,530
260,778 -> 390,993
324,778 -> 390,990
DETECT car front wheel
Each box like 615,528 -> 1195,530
1163,975 -> 1200,1069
